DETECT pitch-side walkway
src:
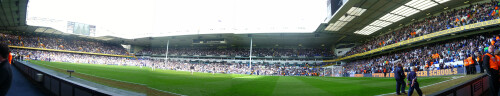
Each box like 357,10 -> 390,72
377,74 -> 484,96
6,65 -> 45,96
18,61 -> 146,96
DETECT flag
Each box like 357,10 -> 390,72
8,53 -> 12,64
490,10 -> 495,16
40,43 -> 45,48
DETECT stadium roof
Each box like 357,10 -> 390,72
0,0 -> 27,27
1,25 -> 118,41
0,0 -> 76,38
0,0 -> 349,47
317,0 -> 486,43
121,33 -> 344,48
1,0 -> 490,47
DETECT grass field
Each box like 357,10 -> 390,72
29,60 -> 454,96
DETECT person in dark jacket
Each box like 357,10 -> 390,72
407,67 -> 422,96
395,63 -> 406,95
469,54 -> 478,74
483,46 -> 499,96
0,43 -> 12,96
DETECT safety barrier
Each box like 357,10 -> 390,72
430,74 -> 489,96
12,60 -> 112,96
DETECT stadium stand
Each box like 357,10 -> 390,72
344,33 -> 500,74
13,49 -> 332,76
6,0 -> 500,95
344,1 -> 500,57
0,30 -> 339,77
0,33 -> 130,55
3,0 -> 499,79
0,32 -> 335,58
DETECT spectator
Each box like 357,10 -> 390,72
344,1 -> 500,57
0,43 -> 12,96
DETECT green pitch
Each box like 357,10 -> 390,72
29,60 -> 452,96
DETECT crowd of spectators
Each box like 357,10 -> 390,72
0,32 -> 335,57
10,0 -> 499,76
0,33 -> 129,55
344,32 -> 499,74
345,1 -> 500,57
138,47 -> 334,57
13,49 -> 337,76
14,49 -> 147,66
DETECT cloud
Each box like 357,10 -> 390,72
27,0 -> 326,39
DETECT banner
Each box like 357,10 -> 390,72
350,68 -> 464,77
354,74 -> 363,77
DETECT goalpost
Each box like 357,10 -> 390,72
160,40 -> 169,71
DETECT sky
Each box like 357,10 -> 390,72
27,0 -> 327,39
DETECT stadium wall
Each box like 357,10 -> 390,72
430,74 -> 489,96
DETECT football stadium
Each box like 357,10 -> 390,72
1,0 -> 500,96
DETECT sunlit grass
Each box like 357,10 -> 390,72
30,60 -> 452,96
